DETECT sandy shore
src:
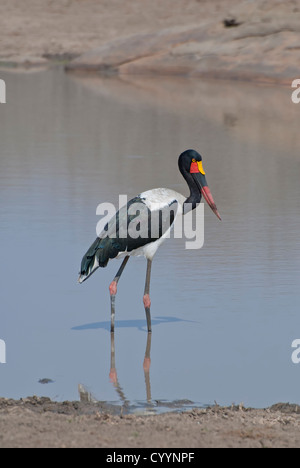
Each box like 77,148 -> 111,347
0,0 -> 239,64
0,397 -> 300,448
1,0 -> 299,82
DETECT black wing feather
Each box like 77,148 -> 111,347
79,196 -> 177,282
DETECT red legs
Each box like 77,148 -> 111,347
109,256 -> 129,333
143,259 -> 152,333
109,256 -> 152,333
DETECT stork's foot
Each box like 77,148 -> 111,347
109,281 -> 117,296
143,294 -> 151,309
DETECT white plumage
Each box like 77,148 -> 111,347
116,188 -> 185,261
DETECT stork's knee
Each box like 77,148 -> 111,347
143,294 -> 151,309
109,281 -> 117,296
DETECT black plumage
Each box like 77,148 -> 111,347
79,196 -> 177,282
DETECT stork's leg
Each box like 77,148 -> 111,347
109,256 -> 129,333
143,259 -> 152,333
143,332 -> 152,402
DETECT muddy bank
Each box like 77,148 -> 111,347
1,397 -> 300,447
0,0 -> 239,68
1,1 -> 300,83
67,0 -> 300,84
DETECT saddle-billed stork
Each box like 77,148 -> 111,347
78,149 -> 221,333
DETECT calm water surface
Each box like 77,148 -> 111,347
0,68 -> 300,410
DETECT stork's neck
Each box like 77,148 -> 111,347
182,172 -> 201,214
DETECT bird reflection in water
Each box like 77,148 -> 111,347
109,331 -> 153,409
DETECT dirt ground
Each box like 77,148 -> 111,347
0,0 -> 239,64
1,0 -> 299,82
1,397 -> 300,448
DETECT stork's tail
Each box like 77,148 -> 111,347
78,236 -> 120,284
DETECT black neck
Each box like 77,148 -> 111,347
180,168 -> 201,214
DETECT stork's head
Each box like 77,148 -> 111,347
178,149 -> 221,220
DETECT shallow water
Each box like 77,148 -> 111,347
0,68 -> 300,410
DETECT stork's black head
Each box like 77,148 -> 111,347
178,149 -> 203,173
178,149 -> 221,220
